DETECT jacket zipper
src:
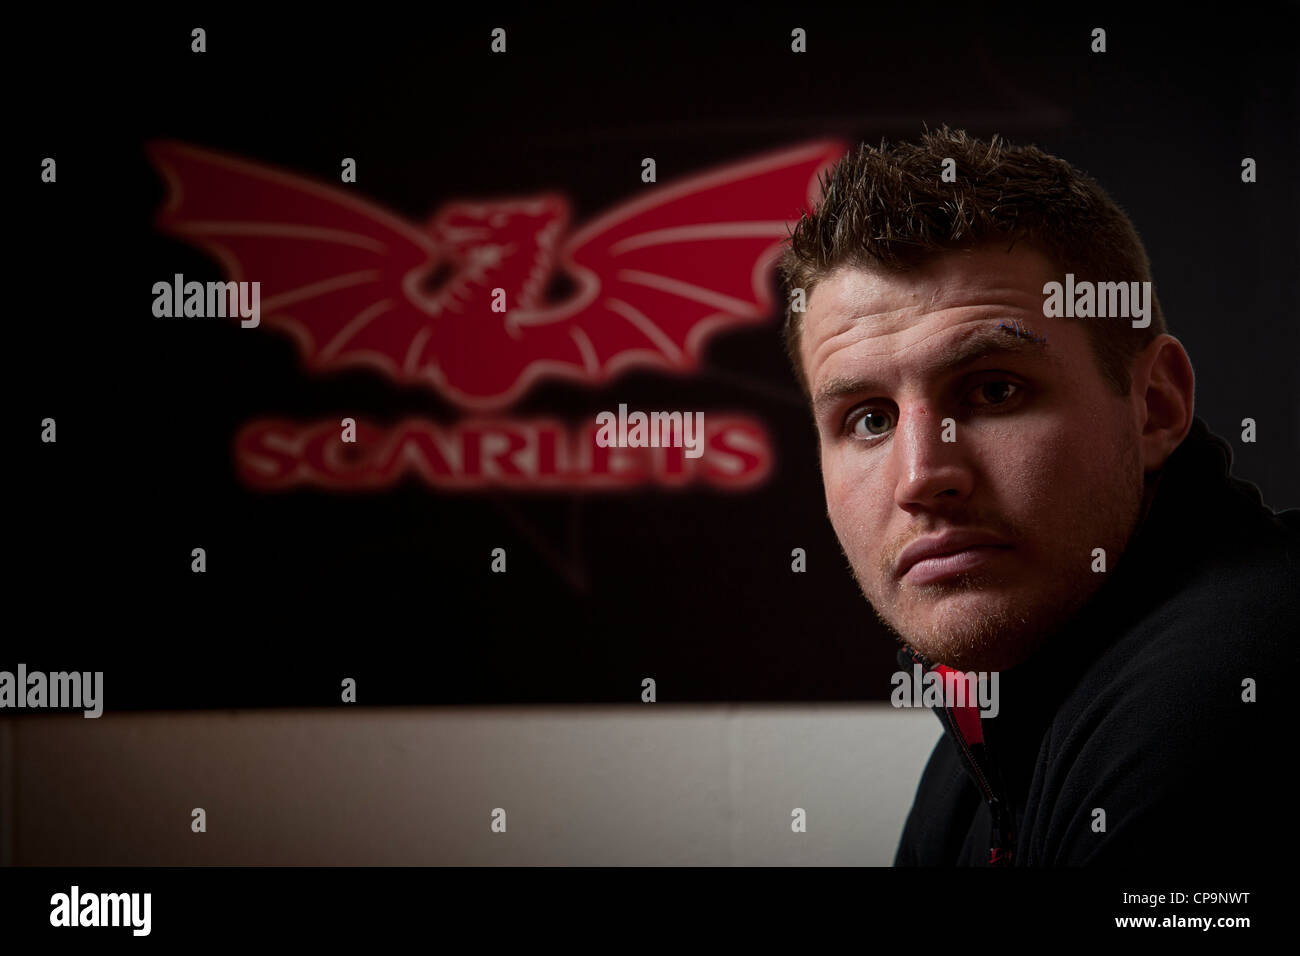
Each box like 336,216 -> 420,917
907,647 -> 1016,865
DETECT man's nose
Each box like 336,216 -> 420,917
891,405 -> 975,511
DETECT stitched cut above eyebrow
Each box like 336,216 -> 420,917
998,320 -> 1047,344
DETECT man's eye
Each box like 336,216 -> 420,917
969,381 -> 1019,405
845,407 -> 896,440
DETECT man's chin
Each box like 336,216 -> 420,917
879,586 -> 1052,672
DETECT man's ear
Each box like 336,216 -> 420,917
1131,334 -> 1195,473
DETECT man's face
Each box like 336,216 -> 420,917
801,244 -> 1145,671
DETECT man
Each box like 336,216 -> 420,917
778,126 -> 1298,866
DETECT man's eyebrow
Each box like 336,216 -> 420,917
812,322 -> 1058,417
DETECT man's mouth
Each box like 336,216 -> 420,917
895,531 -> 1014,585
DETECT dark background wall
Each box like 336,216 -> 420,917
14,5 -> 1298,708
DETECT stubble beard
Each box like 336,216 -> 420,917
847,434 -> 1146,672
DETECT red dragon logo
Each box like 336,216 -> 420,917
147,139 -> 845,490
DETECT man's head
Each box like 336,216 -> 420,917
779,127 -> 1195,671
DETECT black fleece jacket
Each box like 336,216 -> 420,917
894,416 -> 1299,867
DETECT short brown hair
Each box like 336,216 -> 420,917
778,126 -> 1166,397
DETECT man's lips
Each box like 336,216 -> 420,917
895,530 -> 1014,584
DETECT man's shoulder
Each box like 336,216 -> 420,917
1099,528 -> 1296,696
1028,533 -> 1296,865
1054,529 -> 1296,746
